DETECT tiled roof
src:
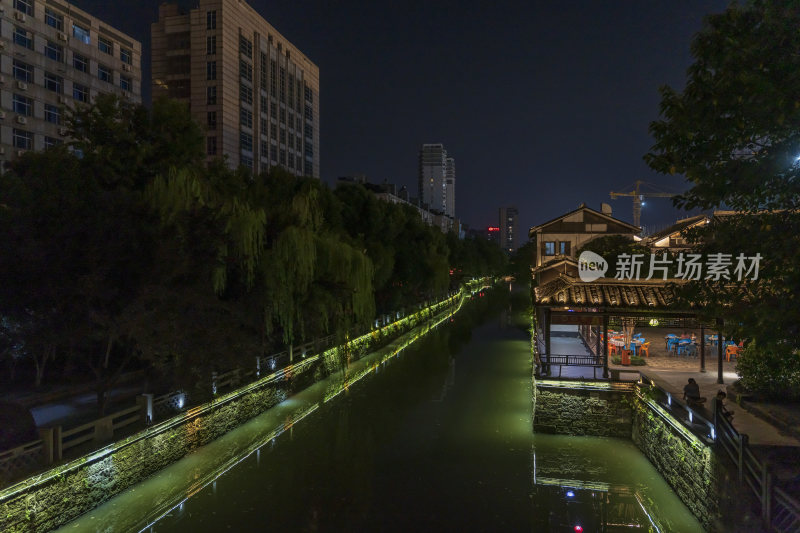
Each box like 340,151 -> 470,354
643,215 -> 707,245
535,274 -> 689,309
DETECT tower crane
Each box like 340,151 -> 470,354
609,180 -> 675,228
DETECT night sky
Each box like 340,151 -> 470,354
71,0 -> 730,238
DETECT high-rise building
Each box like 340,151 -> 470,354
418,143 -> 455,217
0,0 -> 142,166
444,156 -> 455,218
151,0 -> 320,178
499,206 -> 519,253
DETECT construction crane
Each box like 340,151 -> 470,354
610,180 -> 675,228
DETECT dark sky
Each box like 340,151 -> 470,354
72,0 -> 730,238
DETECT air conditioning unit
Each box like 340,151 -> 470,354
122,64 -> 132,72
0,148 -> 5,156
14,12 -> 26,22
0,41 -> 5,50
58,96 -> 68,104
16,116 -> 27,125
16,150 -> 25,157
16,81 -> 27,90
0,111 -> 5,120
58,127 -> 68,136
0,75 -> 4,84
57,32 -> 68,42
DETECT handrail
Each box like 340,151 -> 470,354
638,372 -> 716,444
713,399 -> 800,532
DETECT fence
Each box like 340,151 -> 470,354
714,400 -> 800,532
0,285 -> 474,487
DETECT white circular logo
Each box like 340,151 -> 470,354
578,251 -> 608,282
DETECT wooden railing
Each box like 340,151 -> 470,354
714,400 -> 800,532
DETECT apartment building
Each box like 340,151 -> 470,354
151,0 -> 320,178
0,0 -> 142,165
419,143 -> 456,217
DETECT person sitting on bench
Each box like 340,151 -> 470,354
683,378 -> 705,407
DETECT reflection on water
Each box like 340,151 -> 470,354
60,285 -> 702,533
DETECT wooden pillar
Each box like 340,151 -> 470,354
717,318 -> 724,384
544,308 -> 551,376
602,313 -> 609,378
700,324 -> 706,372
595,324 -> 601,359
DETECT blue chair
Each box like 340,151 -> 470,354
667,339 -> 679,354
677,340 -> 692,356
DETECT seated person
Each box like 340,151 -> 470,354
683,378 -> 704,405
716,391 -> 734,421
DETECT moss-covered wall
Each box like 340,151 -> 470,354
0,282 -> 485,533
532,379 -> 721,531
631,393 -> 721,531
533,382 -> 633,438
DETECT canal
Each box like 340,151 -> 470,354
59,286 -> 703,532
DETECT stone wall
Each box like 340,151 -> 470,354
0,284 -> 480,533
631,392 -> 721,531
532,379 -> 721,531
533,381 -> 633,438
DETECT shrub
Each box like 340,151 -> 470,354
611,355 -> 622,365
629,356 -> 647,366
736,344 -> 800,401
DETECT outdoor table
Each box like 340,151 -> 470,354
709,335 -> 725,345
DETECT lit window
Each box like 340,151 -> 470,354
544,242 -> 556,256
73,23 -> 90,45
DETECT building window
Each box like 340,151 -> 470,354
240,132 -> 253,152
206,61 -> 216,81
120,75 -> 132,92
279,108 -> 286,124
270,60 -> 277,96
13,60 -> 33,82
279,148 -> 286,165
44,136 -> 63,148
296,155 -> 302,170
97,64 -> 112,83
14,27 -> 33,50
544,242 -> 556,256
207,136 -> 217,155
279,67 -> 286,103
206,11 -> 216,29
260,53 -> 267,89
305,85 -> 313,102
206,36 -> 216,55
44,72 -> 63,93
304,105 -> 313,121
239,86 -> 253,106
260,118 -> 267,133
207,86 -> 217,105
288,135 -> 294,150
559,241 -> 570,255
240,108 -> 253,129
270,145 -> 277,161
73,53 -> 88,72
13,94 -> 32,116
73,23 -> 90,45
260,140 -> 268,155
119,47 -> 132,64
297,117 -> 302,130
270,103 -> 277,120
14,0 -> 33,16
13,129 -> 33,150
98,36 -> 113,55
279,129 -> 286,144
45,104 -> 61,124
270,123 -> 277,139
304,123 -> 313,140
241,155 -> 253,169
239,35 -> 252,58
44,41 -> 64,62
305,161 -> 313,175
45,8 -> 64,30
207,111 -> 217,128
240,60 -> 252,82
73,83 -> 89,102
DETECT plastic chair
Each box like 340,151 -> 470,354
640,342 -> 650,357
608,343 -> 618,355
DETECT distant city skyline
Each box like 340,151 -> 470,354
65,0 -> 729,236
